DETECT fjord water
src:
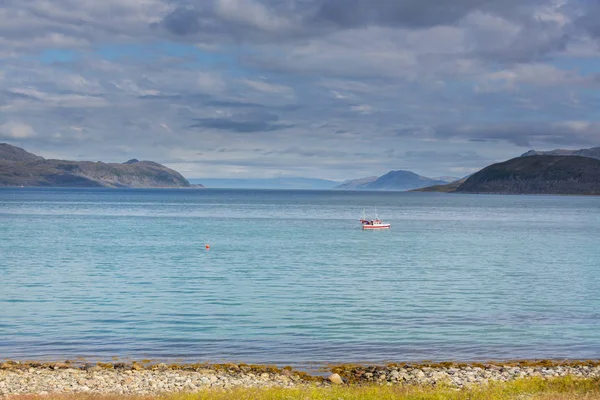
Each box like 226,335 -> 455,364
1,188 -> 600,367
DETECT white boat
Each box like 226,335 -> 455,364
359,209 -> 391,230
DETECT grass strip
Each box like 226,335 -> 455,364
6,376 -> 600,400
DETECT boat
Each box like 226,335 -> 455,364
359,209 -> 391,230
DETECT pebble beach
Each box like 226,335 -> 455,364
1,361 -> 600,397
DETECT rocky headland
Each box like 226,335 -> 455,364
456,155 -> 600,195
0,143 -> 200,188
415,154 -> 600,195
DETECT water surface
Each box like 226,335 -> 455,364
1,188 -> 599,367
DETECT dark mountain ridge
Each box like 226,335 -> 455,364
456,155 -> 600,195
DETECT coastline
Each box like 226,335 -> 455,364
2,360 -> 600,396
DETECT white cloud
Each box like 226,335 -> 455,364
215,0 -> 292,32
0,122 -> 36,139
476,63 -> 597,92
240,78 -> 295,96
351,104 -> 373,114
9,88 -> 109,108
331,91 -> 347,99
197,72 -> 227,94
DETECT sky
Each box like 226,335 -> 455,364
1,0 -> 600,181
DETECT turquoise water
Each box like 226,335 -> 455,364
1,188 -> 600,367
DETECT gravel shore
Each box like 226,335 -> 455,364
1,361 -> 599,397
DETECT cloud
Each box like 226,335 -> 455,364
433,121 -> 600,147
197,72 -> 227,94
1,0 -> 599,180
0,122 -> 37,139
0,0 -> 168,54
350,104 -> 373,114
190,111 -> 294,133
240,79 -> 295,96
161,7 -> 202,36
310,0 -> 544,29
475,63 -> 600,92
576,1 -> 600,40
215,0 -> 292,32
7,88 -> 109,108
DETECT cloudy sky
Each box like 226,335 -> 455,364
1,0 -> 600,180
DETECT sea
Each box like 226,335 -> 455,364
1,188 -> 600,368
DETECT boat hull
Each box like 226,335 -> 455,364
362,224 -> 391,230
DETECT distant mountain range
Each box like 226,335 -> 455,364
188,178 -> 339,190
335,171 -> 450,191
193,171 -> 456,191
0,143 -> 199,188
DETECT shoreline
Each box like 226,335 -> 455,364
2,360 -> 600,396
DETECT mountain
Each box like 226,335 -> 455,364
521,146 -> 600,160
339,170 -> 449,191
0,143 -> 197,188
456,155 -> 600,195
334,176 -> 378,190
335,171 -> 450,191
189,177 -> 340,190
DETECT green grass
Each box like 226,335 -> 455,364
8,377 -> 600,400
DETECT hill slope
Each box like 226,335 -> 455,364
412,178 -> 467,193
0,143 -> 194,188
456,155 -> 600,195
0,143 -> 44,162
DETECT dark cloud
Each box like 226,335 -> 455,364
190,111 -> 294,133
205,100 -> 268,109
433,122 -> 600,147
0,90 -> 44,107
263,147 -> 350,158
470,24 -> 571,63
403,150 -> 488,162
577,2 -> 600,39
312,0 -> 510,29
160,7 -> 202,36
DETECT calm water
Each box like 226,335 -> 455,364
1,188 -> 600,367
